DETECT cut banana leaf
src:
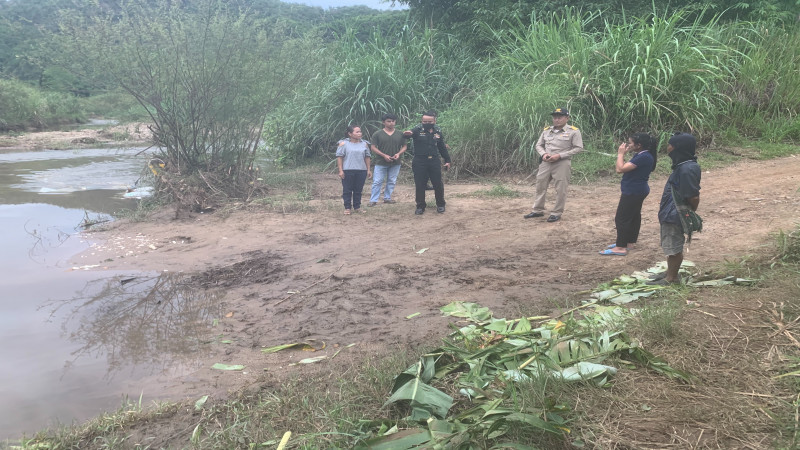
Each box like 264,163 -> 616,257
384,378 -> 453,419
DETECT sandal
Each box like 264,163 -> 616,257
646,277 -> 681,286
343,209 -> 351,215
648,271 -> 667,281
607,243 -> 634,250
599,248 -> 627,256
648,273 -> 680,283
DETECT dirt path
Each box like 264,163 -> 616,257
72,155 -> 800,399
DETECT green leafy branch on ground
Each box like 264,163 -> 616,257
357,262 -> 757,449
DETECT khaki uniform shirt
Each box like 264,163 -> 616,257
535,125 -> 584,160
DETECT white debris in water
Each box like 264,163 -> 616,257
85,233 -> 160,260
123,186 -> 154,199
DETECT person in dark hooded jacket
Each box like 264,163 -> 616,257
648,132 -> 701,285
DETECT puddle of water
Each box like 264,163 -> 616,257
0,147 -> 223,441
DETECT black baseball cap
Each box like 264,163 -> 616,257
551,107 -> 569,116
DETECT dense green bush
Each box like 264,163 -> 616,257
0,77 -> 84,131
60,0 -> 318,202
3,0 -> 798,181
267,26 -> 473,161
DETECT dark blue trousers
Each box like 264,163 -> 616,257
342,170 -> 368,210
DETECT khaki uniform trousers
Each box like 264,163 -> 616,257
532,159 -> 571,216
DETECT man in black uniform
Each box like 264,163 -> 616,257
403,110 -> 452,215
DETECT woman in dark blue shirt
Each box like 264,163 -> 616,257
599,133 -> 656,256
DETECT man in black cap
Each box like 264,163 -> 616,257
648,132 -> 701,285
403,110 -> 451,215
524,107 -> 584,222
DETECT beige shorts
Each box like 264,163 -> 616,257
660,222 -> 685,256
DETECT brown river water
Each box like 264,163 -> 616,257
0,147 -> 222,442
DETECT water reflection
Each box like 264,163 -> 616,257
44,272 -> 224,380
24,218 -> 96,265
0,144 -> 201,440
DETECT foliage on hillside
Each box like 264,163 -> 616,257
1,0 -> 800,181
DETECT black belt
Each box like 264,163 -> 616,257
414,155 -> 435,159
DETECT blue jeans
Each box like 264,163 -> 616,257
370,164 -> 401,203
342,170 -> 367,210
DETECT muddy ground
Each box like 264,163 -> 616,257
69,152 -> 800,411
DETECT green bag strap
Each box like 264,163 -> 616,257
670,181 -> 695,243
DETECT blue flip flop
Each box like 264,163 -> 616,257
599,249 -> 627,256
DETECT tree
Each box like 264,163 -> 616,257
60,0 -> 318,205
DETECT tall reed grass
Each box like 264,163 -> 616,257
437,74 -> 574,172
495,8 -> 742,133
721,24 -> 800,142
267,26 -> 473,161
444,8 -> 800,174
267,7 -> 800,174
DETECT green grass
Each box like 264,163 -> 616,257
751,142 -> 800,160
441,8 -> 775,174
694,148 -> 742,169
17,349 -> 418,449
257,171 -> 317,193
246,165 -> 320,213
19,396 -> 180,449
775,225 -> 800,264
251,193 -> 315,214
81,91 -> 150,122
471,183 -> 522,198
114,196 -> 167,223
570,149 -> 618,184
631,298 -> 683,343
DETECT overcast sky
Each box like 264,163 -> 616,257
282,0 -> 407,10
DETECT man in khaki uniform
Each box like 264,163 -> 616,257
524,107 -> 584,222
